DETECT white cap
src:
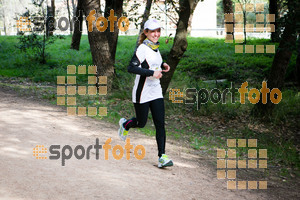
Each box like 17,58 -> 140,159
144,19 -> 162,30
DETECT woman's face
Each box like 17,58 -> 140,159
144,28 -> 161,43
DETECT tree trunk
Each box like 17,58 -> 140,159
237,0 -> 248,44
3,16 -> 6,35
161,0 -> 199,96
269,0 -> 280,42
187,2 -> 197,36
243,10 -> 246,44
252,0 -> 298,116
82,0 -> 115,89
135,0 -> 152,48
223,0 -> 234,39
66,0 -> 73,34
223,0 -> 233,15
104,0 -> 124,63
71,0 -> 76,17
71,0 -> 83,50
46,0 -> 55,36
296,38 -> 300,85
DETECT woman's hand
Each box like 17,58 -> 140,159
153,70 -> 163,79
162,63 -> 170,72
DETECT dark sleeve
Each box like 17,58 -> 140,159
127,53 -> 154,77
161,62 -> 165,70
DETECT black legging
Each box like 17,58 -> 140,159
123,98 -> 166,157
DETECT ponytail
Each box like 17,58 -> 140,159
138,31 -> 147,45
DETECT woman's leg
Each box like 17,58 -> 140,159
123,102 -> 150,130
149,98 -> 166,157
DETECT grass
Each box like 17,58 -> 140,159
0,35 -> 299,175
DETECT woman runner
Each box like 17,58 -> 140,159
118,19 -> 173,168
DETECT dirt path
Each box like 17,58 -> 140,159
0,86 -> 290,200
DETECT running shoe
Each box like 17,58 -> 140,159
158,154 -> 173,168
118,118 -> 128,141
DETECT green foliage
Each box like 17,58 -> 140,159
0,35 -> 298,171
216,0 -> 224,27
271,89 -> 300,124
176,38 -> 284,83
1,35 -> 297,84
17,33 -> 65,64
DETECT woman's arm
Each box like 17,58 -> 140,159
127,51 -> 154,77
161,62 -> 170,72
